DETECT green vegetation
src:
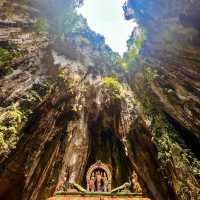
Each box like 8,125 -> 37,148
32,82 -> 50,97
134,67 -> 200,192
0,81 -> 51,157
20,82 -> 50,114
58,68 -> 80,93
0,47 -> 16,77
103,76 -> 122,97
186,150 -> 200,178
117,29 -> 145,70
135,30 -> 145,50
0,66 -> 14,77
58,68 -> 69,81
0,48 -> 13,65
33,18 -> 50,34
58,68 -> 78,85
154,116 -> 200,195
144,67 -> 158,83
116,58 -> 129,70
132,67 -> 158,103
0,105 -> 23,156
140,96 -> 200,193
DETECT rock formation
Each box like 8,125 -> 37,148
0,0 -> 199,200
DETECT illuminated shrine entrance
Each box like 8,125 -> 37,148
86,161 -> 112,192
48,161 -> 151,200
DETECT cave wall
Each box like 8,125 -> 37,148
125,0 -> 200,199
0,0 -> 200,200
127,0 -> 200,143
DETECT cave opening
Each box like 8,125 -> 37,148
82,115 -> 133,188
1,0 -> 200,200
77,0 -> 137,55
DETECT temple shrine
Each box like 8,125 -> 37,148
48,161 -> 150,200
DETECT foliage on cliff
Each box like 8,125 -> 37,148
143,104 -> 200,199
133,65 -> 200,199
0,105 -> 23,157
0,1 -> 200,200
0,47 -> 15,77
117,28 -> 145,70
103,76 -> 122,97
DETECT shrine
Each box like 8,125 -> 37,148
48,161 -> 150,200
86,161 -> 112,192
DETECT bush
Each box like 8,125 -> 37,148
117,28 -> 145,70
0,48 -> 15,76
0,105 -> 23,156
103,77 -> 122,95
0,48 -> 12,65
144,67 -> 158,83
116,58 -> 129,70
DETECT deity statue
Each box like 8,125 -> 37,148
56,182 -> 88,195
100,172 -> 104,192
86,161 -> 112,193
111,182 -> 131,193
103,172 -> 108,192
131,171 -> 142,194
89,172 -> 95,192
95,170 -> 102,192
72,182 -> 88,193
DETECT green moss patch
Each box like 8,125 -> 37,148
0,47 -> 21,77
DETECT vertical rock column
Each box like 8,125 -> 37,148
56,112 -> 89,191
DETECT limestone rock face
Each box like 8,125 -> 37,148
0,1 -> 199,200
126,0 -> 200,142
125,0 -> 200,199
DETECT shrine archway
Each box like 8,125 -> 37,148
86,161 -> 112,192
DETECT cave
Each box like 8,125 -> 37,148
84,116 -> 133,188
0,0 -> 200,200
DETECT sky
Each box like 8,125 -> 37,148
77,0 -> 136,55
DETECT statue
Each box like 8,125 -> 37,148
86,161 -> 112,193
95,170 -> 102,192
103,172 -> 108,192
89,173 -> 96,192
131,171 -> 142,194
70,182 -> 88,194
111,182 -> 131,193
